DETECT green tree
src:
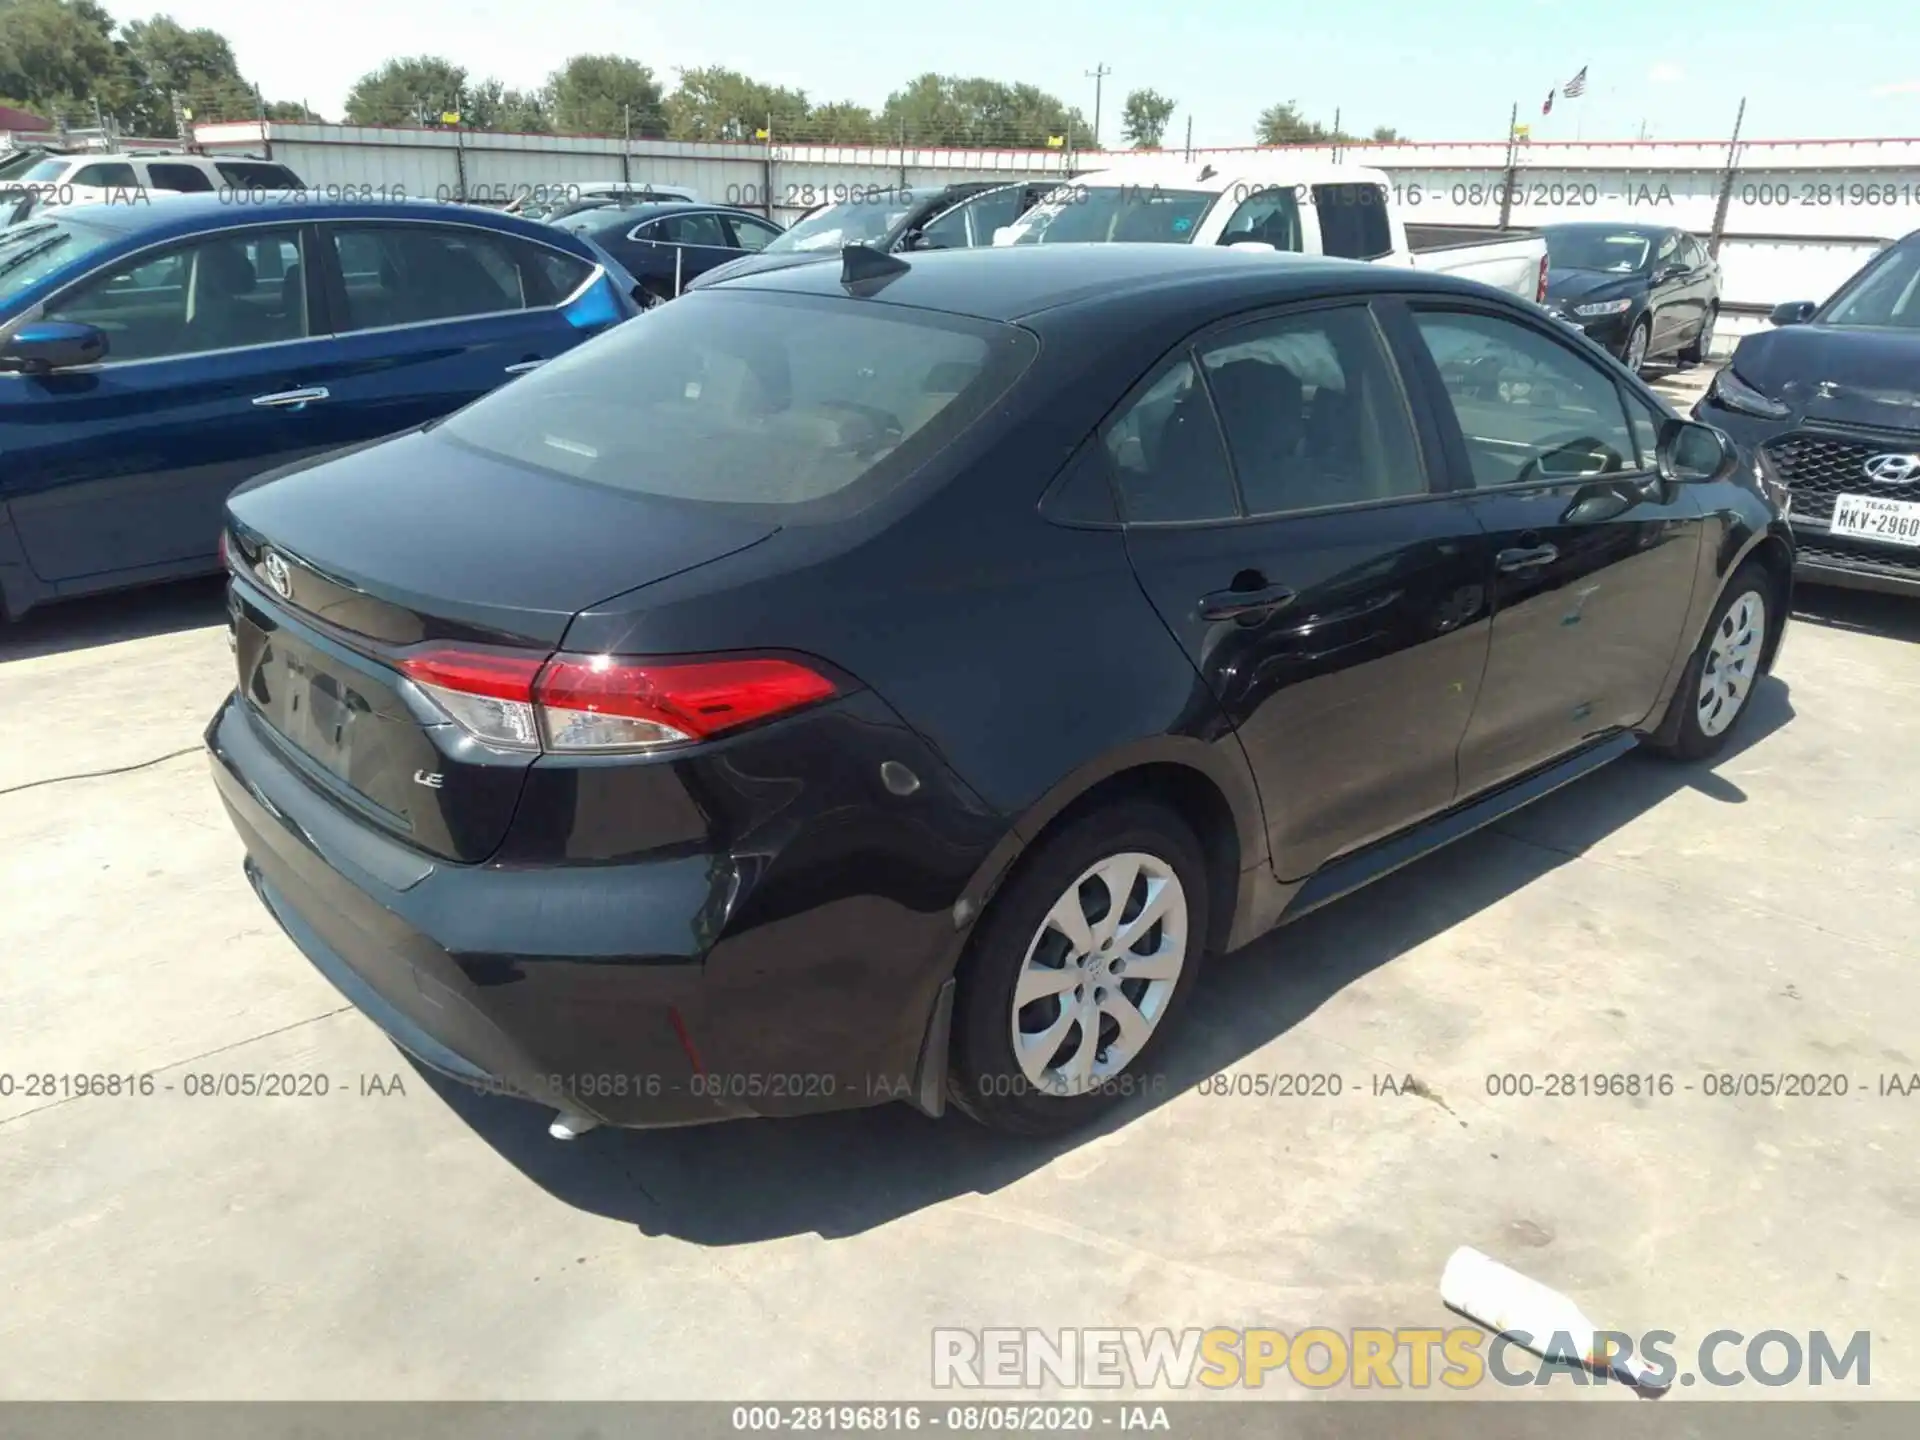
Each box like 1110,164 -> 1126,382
263,98 -> 321,122
548,54 -> 662,136
880,73 -> 1082,147
801,99 -> 880,143
343,54 -> 467,126
0,0 -> 119,119
123,15 -> 256,126
1120,87 -> 1175,148
1254,100 -> 1334,145
465,75 -> 550,133
1369,124 -> 1404,142
666,65 -> 806,141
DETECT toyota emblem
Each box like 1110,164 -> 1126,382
1863,452 -> 1920,485
262,550 -> 293,599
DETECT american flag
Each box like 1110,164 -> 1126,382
1563,65 -> 1589,98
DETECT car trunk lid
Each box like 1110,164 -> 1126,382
223,429 -> 779,861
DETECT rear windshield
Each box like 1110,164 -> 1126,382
20,159 -> 71,183
439,290 -> 1038,517
769,198 -> 919,253
1003,185 -> 1216,245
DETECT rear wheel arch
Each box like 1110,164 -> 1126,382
965,752 -> 1256,959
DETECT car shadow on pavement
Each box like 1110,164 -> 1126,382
417,676 -> 1796,1246
1791,583 -> 1920,645
0,574 -> 228,663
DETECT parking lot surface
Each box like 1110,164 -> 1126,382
3,374 -> 1917,1398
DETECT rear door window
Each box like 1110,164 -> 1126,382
1101,356 -> 1240,523
1198,305 -> 1426,513
659,212 -> 731,247
439,290 -> 1037,517
1311,183 -> 1393,260
325,224 -> 551,330
148,164 -> 216,194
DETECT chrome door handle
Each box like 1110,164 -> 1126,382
252,387 -> 329,409
1496,544 -> 1559,573
504,360 -> 546,375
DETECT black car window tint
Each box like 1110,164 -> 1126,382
1311,184 -> 1393,260
328,226 -> 525,330
664,213 -> 730,247
1103,355 -> 1240,523
148,164 -> 215,193
1412,310 -> 1640,488
44,228 -> 308,361
1199,305 -> 1426,514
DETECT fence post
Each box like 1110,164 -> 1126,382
898,119 -> 908,192
621,105 -> 632,186
1497,102 -> 1518,230
1707,96 -> 1747,261
453,123 -> 467,202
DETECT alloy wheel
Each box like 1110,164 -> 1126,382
1698,589 -> 1766,737
1626,320 -> 1649,373
1010,852 -> 1189,1097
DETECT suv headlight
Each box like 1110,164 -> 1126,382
1572,297 -> 1633,317
1709,368 -> 1791,420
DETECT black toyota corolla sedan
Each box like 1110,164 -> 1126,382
208,243 -> 1792,1141
1695,227 -> 1920,596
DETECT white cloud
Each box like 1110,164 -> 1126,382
1870,80 -> 1920,97
1648,63 -> 1685,84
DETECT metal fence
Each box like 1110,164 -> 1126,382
190,120 -> 1920,356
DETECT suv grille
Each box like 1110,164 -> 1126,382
1797,540 -> 1920,577
1763,430 -> 1920,522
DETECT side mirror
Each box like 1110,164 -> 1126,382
0,320 -> 108,375
991,226 -> 1015,247
1657,418 -> 1738,484
1768,300 -> 1817,327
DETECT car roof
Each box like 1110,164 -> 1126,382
1542,220 -> 1672,236
45,193 -> 577,243
698,240 -> 1501,322
1064,159 -> 1393,195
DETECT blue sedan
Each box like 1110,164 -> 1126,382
0,195 -> 642,620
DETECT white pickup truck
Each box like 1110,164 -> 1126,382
994,159 -> 1549,304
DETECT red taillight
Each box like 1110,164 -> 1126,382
536,655 -> 837,750
1537,253 -> 1549,304
398,646 -> 836,754
401,647 -> 545,703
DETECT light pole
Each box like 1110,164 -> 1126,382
1085,63 -> 1111,149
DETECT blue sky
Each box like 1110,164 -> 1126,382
154,0 -> 1920,146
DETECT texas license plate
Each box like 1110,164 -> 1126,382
1831,493 -> 1920,547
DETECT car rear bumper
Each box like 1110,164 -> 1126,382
206,691 -> 971,1128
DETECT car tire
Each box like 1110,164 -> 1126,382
1624,315 -> 1651,375
1647,562 -> 1773,762
1677,306 -> 1716,368
947,800 -> 1210,1136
